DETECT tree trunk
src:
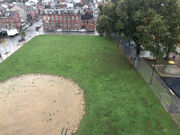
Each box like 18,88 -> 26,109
165,47 -> 171,60
134,44 -> 140,67
100,33 -> 104,37
136,44 -> 141,57
133,37 -> 141,57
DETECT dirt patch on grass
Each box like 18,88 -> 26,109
141,96 -> 149,106
153,118 -> 163,130
0,74 -> 85,135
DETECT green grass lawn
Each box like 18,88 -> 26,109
0,35 -> 179,135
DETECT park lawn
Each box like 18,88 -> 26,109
0,35 -> 179,135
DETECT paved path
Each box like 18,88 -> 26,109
0,20 -> 44,63
155,54 -> 180,77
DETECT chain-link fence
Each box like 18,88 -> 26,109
112,33 -> 180,127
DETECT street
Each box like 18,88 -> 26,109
0,20 -> 99,63
0,20 -> 44,63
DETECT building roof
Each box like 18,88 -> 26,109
0,5 -> 6,11
11,3 -> 30,12
0,11 -> 16,19
0,4 -> 8,9
44,8 -> 83,15
43,8 -> 94,20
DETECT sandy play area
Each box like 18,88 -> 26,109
0,74 -> 85,135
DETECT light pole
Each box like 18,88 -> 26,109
150,35 -> 156,85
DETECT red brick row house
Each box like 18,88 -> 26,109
81,19 -> 95,31
42,14 -> 81,31
37,4 -> 45,15
0,11 -> 21,29
30,8 -> 37,20
42,9 -> 95,32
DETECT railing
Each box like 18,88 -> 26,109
112,33 -> 180,127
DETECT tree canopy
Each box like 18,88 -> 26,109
20,30 -> 26,39
96,0 -> 180,59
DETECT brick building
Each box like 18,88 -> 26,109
30,8 -> 38,21
0,11 -> 21,29
42,8 -> 95,32
84,9 -> 93,15
37,4 -> 45,15
10,4 -> 30,23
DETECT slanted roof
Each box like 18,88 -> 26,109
0,5 -> 6,11
0,11 -> 15,18
12,3 -> 30,12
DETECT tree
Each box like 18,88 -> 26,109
96,2 -> 117,36
96,15 -> 112,36
134,9 -> 167,58
115,0 -> 158,56
97,0 -> 180,59
20,30 -> 26,39
149,0 -> 180,59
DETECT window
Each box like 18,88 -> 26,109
68,16 -> 70,20
48,16 -> 50,20
52,22 -> 55,26
56,16 -> 58,20
44,16 -> 46,20
64,16 -> 66,21
43,23 -> 46,27
60,16 -> 62,21
52,16 -> 54,20
56,23 -> 60,27
76,16 -> 78,21
81,26 -> 86,29
72,16 -> 74,21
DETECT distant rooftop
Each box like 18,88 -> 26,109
44,8 -> 84,15
0,11 -> 15,18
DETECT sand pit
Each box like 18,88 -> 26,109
0,74 -> 85,135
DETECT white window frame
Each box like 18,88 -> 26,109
76,16 -> 78,21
